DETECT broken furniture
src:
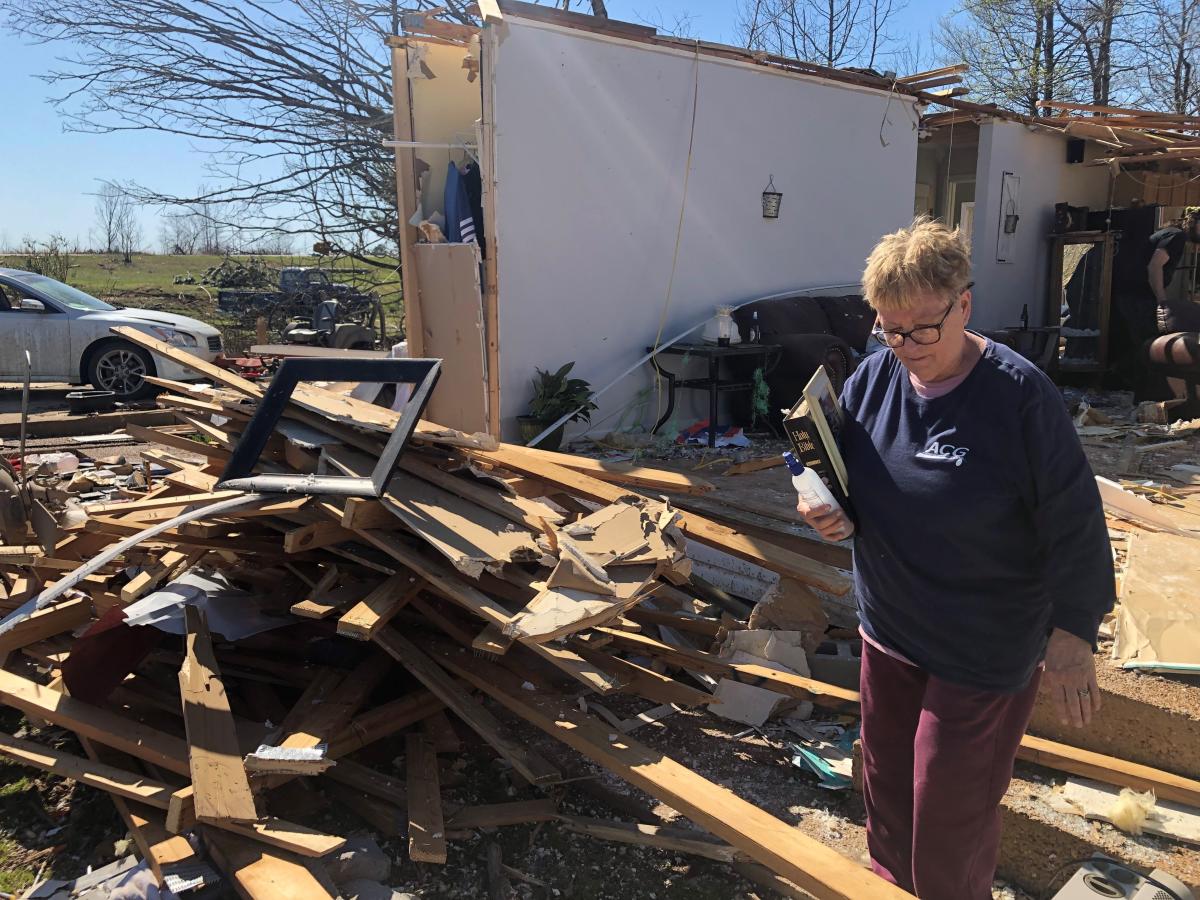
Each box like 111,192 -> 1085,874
645,341 -> 781,446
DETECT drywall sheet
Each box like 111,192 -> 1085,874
412,242 -> 489,433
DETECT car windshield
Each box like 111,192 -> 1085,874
6,272 -> 116,311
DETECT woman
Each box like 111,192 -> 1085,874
799,218 -> 1114,900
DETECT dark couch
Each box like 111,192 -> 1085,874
730,294 -> 875,424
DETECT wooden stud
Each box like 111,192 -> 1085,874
406,732 -> 447,864
178,605 -> 258,823
336,573 -> 423,640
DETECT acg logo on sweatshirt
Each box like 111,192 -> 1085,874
915,441 -> 970,467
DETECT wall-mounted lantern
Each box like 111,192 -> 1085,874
762,176 -> 782,219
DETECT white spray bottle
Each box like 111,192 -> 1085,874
783,451 -> 841,514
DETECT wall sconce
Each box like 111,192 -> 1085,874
762,176 -> 782,218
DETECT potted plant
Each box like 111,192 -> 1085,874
518,363 -> 598,451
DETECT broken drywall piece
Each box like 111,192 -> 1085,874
709,630 -> 814,725
1096,476 -> 1200,538
712,678 -> 786,727
546,552 -> 616,597
1112,529 -> 1200,673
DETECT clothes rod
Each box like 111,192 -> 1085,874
383,140 -> 478,149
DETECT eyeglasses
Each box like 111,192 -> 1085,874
871,284 -> 972,349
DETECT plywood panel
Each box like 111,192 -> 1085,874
413,242 -> 489,433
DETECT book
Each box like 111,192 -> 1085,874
782,365 -> 849,508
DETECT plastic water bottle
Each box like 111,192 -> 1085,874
783,451 -> 841,514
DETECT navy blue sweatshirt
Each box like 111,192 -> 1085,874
841,339 -> 1115,692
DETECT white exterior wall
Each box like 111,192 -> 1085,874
489,16 -> 920,440
970,120 -> 1112,330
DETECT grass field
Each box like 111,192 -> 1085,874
0,251 -> 405,353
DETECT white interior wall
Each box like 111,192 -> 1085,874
489,16 -> 920,440
409,40 -> 482,222
970,121 -> 1112,330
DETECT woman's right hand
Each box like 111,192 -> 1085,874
798,503 -> 855,542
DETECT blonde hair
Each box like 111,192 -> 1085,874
862,217 -> 971,312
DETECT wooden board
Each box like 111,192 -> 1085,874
1017,734 -> 1200,808
336,573 -> 423,640
203,828 -> 335,900
1050,777 -> 1200,846
446,799 -> 559,829
0,669 -> 190,777
511,445 -> 715,495
406,732 -> 447,864
559,814 -> 749,863
178,606 -> 258,823
0,730 -> 174,809
413,243 -> 489,434
0,597 -> 91,658
436,650 -> 913,900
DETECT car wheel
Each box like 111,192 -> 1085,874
87,341 -> 157,400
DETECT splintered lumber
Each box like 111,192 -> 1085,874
595,628 -> 861,714
509,445 -> 715,496
558,815 -> 750,864
1017,734 -> 1200,808
328,450 -> 542,578
435,651 -> 912,900
397,454 -> 565,530
203,828 -> 335,900
178,606 -> 258,823
464,445 -> 850,595
0,669 -> 190,777
406,732 -> 447,864
290,566 -> 350,619
355,529 -> 619,694
446,799 -> 560,829
336,572 -> 423,640
578,649 -> 715,708
0,597 -> 91,658
0,730 -> 175,809
217,819 -> 346,858
372,628 -> 561,786
121,550 -> 189,602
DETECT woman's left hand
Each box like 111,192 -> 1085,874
1041,628 -> 1101,727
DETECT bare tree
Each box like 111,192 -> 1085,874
939,0 -> 1090,115
1,0 -> 471,263
114,202 -> 142,263
1055,0 -> 1139,105
91,183 -> 130,254
736,0 -> 902,69
1134,0 -> 1200,113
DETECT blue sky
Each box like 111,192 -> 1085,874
0,0 -> 945,248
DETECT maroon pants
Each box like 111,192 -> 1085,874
860,640 -> 1040,900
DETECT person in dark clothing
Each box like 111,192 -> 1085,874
1115,209 -> 1200,339
797,218 -> 1114,900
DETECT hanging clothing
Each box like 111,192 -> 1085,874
461,162 -> 486,257
443,161 -> 477,244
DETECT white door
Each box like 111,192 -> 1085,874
0,282 -> 73,379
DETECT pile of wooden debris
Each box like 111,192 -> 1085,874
0,329 -> 1196,900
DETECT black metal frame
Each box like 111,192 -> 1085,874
217,357 -> 442,497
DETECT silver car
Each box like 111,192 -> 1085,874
0,268 -> 223,399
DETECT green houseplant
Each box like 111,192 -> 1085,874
518,363 -> 598,451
